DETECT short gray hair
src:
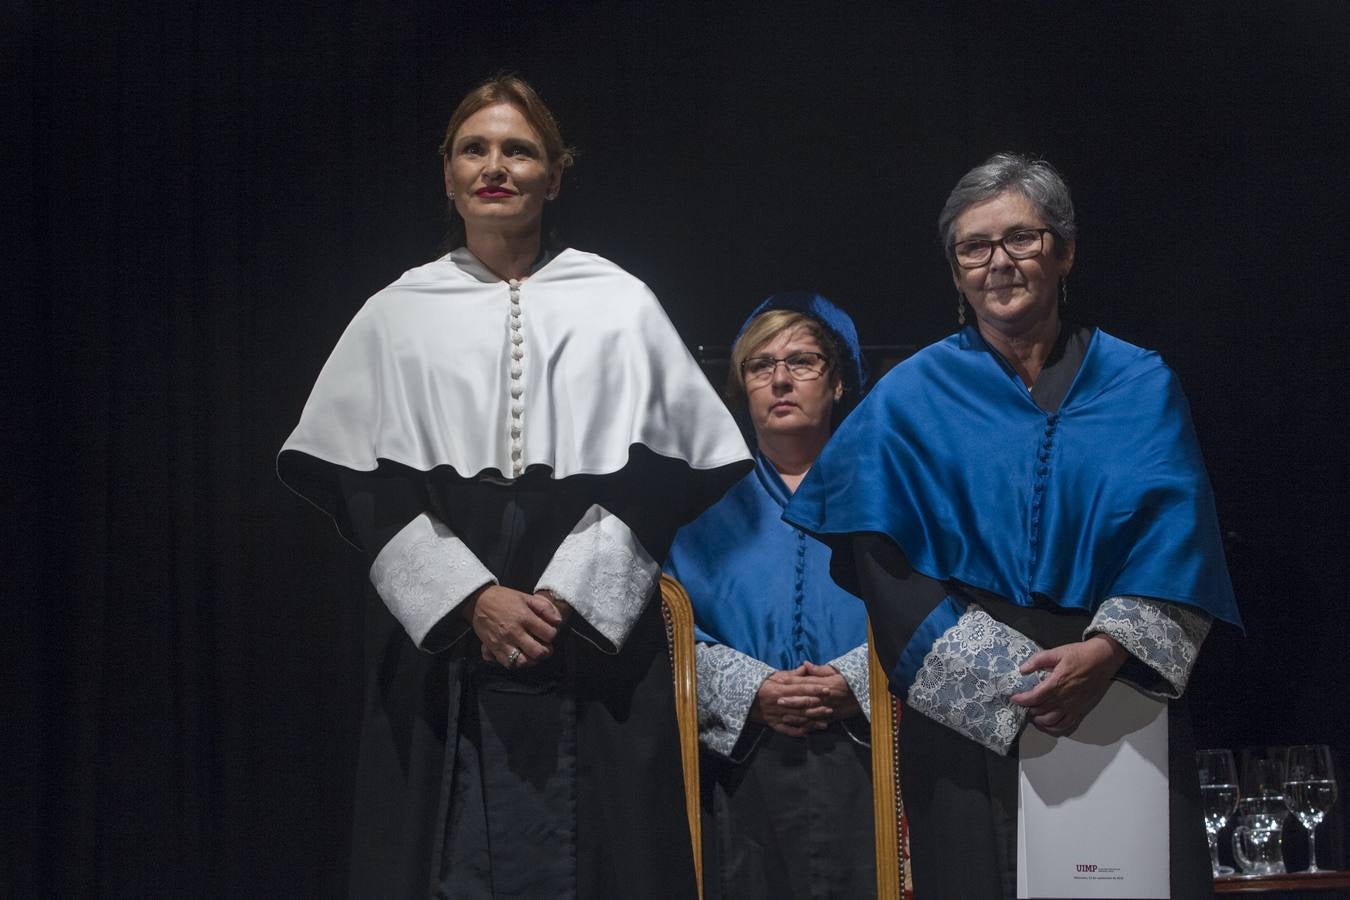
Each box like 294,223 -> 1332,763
937,153 -> 1077,261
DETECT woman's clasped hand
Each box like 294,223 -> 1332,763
465,584 -> 572,668
751,662 -> 863,736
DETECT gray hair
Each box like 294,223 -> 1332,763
937,153 -> 1077,260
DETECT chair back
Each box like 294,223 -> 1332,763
869,622 -> 912,899
660,574 -> 704,898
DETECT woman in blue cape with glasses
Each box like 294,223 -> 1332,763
783,154 -> 1241,899
664,292 -> 876,898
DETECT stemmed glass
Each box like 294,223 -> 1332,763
1198,749 -> 1241,877
1284,744 -> 1338,872
1240,747 -> 1288,803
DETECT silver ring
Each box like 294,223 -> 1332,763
506,647 -> 522,667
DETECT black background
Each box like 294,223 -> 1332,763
11,1 -> 1349,895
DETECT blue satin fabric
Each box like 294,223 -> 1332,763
664,453 -> 869,669
783,326 -> 1241,628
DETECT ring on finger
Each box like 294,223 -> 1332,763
506,647 -> 522,667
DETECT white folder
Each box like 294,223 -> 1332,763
1017,681 -> 1171,899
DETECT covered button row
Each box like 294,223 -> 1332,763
1035,415 -> 1058,477
508,280 -> 525,474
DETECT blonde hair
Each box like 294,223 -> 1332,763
726,310 -> 838,405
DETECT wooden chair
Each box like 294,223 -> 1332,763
659,574 -> 704,899
870,622 -> 912,899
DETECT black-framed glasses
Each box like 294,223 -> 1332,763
951,228 -> 1053,268
741,351 -> 831,385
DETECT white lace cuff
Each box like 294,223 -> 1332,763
827,644 -> 871,722
696,642 -> 774,759
905,606 -> 1043,756
534,504 -> 658,653
369,513 -> 496,650
1086,595 -> 1211,699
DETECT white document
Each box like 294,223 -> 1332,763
1017,681 -> 1170,899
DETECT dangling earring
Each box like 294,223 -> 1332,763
1059,278 -> 1069,308
956,289 -> 967,326
545,192 -> 557,200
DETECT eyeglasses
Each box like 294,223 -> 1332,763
741,351 -> 831,386
951,228 -> 1053,269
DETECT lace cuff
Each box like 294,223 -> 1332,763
905,606 -> 1043,756
535,504 -> 658,653
369,513 -> 495,651
1086,595 -> 1211,699
826,643 -> 871,722
696,642 -> 774,759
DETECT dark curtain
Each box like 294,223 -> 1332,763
11,1 -> 1349,894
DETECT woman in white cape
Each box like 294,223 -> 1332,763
278,75 -> 749,899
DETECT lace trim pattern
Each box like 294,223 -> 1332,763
906,606 -> 1043,756
827,643 -> 872,722
695,642 -> 774,758
369,513 -> 496,648
1086,595 -> 1211,698
535,504 -> 658,653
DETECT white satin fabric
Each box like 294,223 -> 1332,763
279,247 -> 748,497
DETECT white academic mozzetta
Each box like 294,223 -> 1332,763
278,246 -> 751,536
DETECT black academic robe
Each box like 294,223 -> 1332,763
340,459 -> 719,899
279,247 -> 752,897
700,725 -> 875,900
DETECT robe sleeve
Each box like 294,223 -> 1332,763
339,469 -> 493,652
851,534 -> 1043,756
906,606 -> 1043,755
694,641 -> 774,760
1086,595 -> 1211,699
534,504 -> 661,654
825,644 -> 872,722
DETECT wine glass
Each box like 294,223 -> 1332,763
1240,747 -> 1288,804
1284,744 -> 1338,872
1198,749 -> 1240,877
